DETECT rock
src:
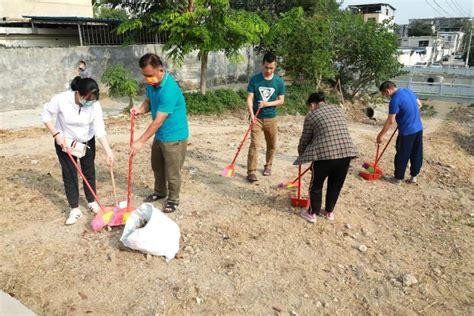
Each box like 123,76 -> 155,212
469,213 -> 474,218
315,301 -> 323,308
189,167 -> 199,175
146,253 -> 152,261
31,160 -> 39,165
195,297 -> 203,304
290,311 -> 298,316
358,245 -> 368,253
433,268 -> 442,276
402,273 -> 418,287
107,252 -> 115,262
345,223 -> 352,229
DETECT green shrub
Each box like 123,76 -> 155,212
185,89 -> 246,114
101,64 -> 139,111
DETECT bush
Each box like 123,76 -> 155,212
184,85 -> 341,115
101,64 -> 139,110
185,89 -> 246,114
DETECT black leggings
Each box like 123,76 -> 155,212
55,138 -> 96,208
308,157 -> 351,215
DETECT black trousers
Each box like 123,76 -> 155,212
394,130 -> 423,180
308,157 -> 351,215
55,138 -> 96,208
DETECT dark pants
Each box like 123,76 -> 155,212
55,138 -> 96,208
308,157 -> 351,215
394,130 -> 423,180
151,139 -> 187,204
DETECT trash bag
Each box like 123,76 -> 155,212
120,203 -> 180,262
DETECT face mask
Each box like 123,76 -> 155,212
80,99 -> 95,107
145,76 -> 160,86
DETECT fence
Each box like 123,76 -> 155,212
404,66 -> 474,77
393,79 -> 474,100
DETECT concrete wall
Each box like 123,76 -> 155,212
0,44 -> 259,111
0,0 -> 93,19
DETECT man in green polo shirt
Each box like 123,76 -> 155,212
246,52 -> 286,183
130,53 -> 189,213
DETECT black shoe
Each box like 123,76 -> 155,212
143,193 -> 167,202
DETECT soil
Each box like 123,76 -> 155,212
0,100 -> 473,315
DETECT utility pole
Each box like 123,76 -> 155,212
465,19 -> 473,68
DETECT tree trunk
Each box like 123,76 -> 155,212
128,94 -> 134,108
187,0 -> 194,12
200,51 -> 209,95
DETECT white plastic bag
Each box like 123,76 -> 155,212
120,203 -> 180,262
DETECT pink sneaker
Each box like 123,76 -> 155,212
325,211 -> 335,221
300,209 -> 317,223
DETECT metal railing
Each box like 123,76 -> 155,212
393,79 -> 474,99
78,24 -> 168,46
404,66 -> 474,77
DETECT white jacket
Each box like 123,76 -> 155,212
41,90 -> 106,142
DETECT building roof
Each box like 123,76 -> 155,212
22,15 -> 122,24
348,3 -> 396,11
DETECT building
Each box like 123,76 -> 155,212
348,3 -> 396,24
408,17 -> 470,32
398,36 -> 444,66
0,0 -> 93,19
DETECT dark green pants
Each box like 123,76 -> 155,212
151,139 -> 187,204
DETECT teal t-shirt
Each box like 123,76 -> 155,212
247,73 -> 285,119
146,72 -> 189,142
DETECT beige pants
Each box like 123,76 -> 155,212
151,139 -> 187,204
247,117 -> 278,175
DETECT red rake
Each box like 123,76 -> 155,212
220,107 -> 262,177
277,166 -> 311,189
360,128 -> 398,181
291,165 -> 310,208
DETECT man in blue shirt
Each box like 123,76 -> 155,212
130,53 -> 189,212
376,81 -> 423,185
246,52 -> 285,183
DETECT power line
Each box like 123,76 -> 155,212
431,0 -> 453,16
446,0 -> 464,16
425,0 -> 445,17
451,0 -> 470,17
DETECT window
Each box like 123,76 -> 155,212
419,40 -> 429,47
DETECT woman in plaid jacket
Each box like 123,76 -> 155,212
294,92 -> 357,223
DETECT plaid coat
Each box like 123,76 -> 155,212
294,104 -> 358,165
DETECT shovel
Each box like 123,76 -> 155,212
290,165 -> 310,208
220,106 -> 262,177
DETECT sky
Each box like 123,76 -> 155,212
341,0 -> 473,24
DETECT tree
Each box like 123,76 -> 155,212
334,12 -> 405,98
117,0 -> 268,94
101,65 -> 139,109
230,0 -> 340,18
407,21 -> 434,37
264,7 -> 335,88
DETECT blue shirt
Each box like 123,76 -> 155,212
146,72 -> 189,142
389,88 -> 423,136
247,73 -> 285,119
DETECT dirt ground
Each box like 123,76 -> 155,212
0,100 -> 473,315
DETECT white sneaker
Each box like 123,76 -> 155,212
408,176 -> 417,184
65,208 -> 82,225
87,201 -> 100,214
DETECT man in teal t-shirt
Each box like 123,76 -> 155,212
130,53 -> 189,213
246,52 -> 285,183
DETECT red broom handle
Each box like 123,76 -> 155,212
297,165 -> 302,199
229,106 -> 262,166
290,166 -> 311,185
373,144 -> 380,169
375,127 -> 398,166
127,111 -> 136,210
65,148 -> 106,213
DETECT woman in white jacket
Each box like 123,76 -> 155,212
41,78 -> 114,225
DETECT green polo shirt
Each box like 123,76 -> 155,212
146,72 -> 189,142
